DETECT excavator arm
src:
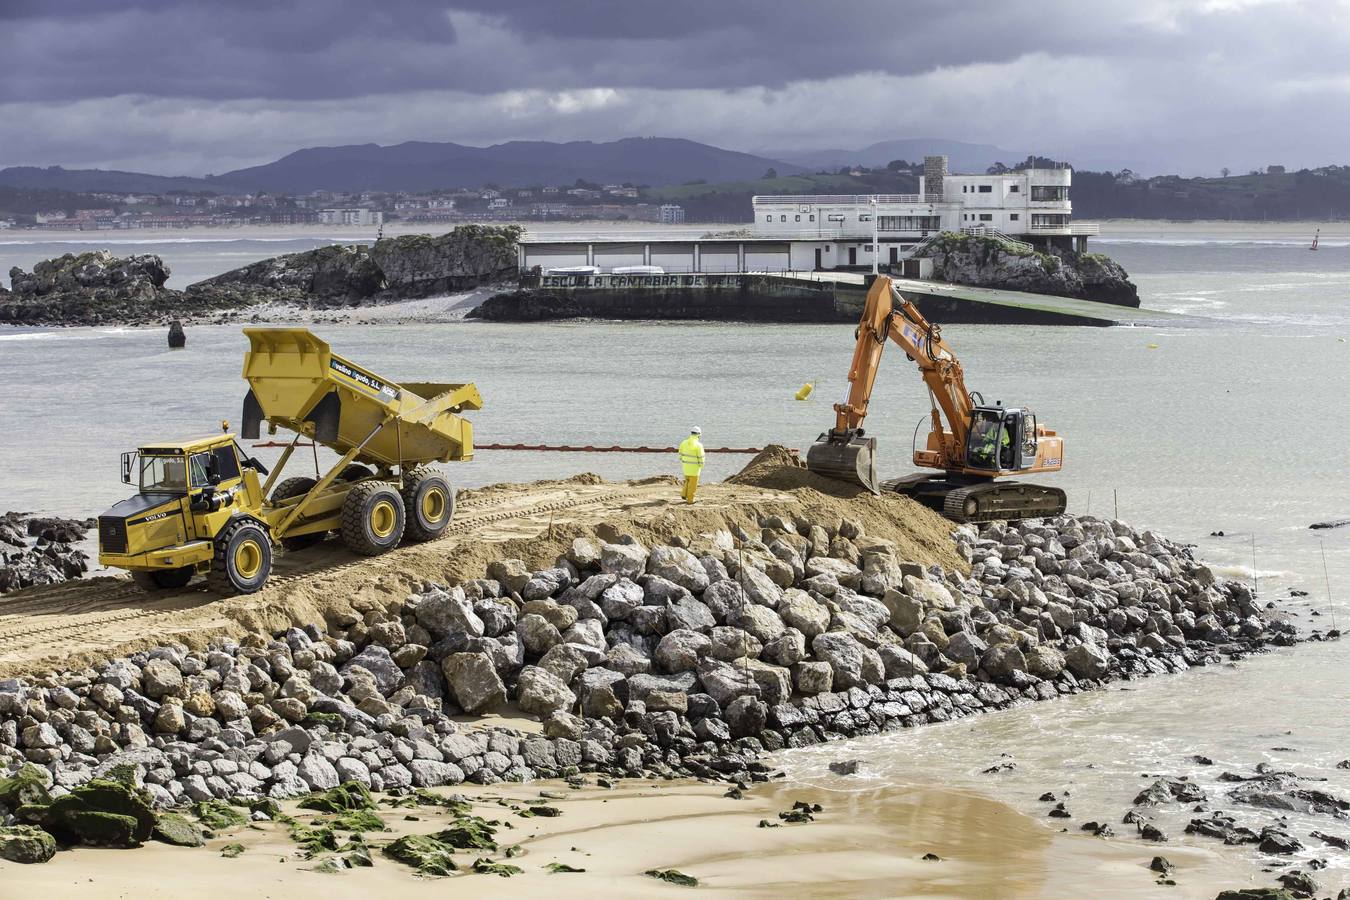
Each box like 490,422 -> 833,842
807,275 -> 976,493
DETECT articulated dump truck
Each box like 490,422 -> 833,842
97,328 -> 482,595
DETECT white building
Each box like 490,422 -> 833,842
751,156 -> 1097,270
487,197 -> 512,210
319,208 -> 384,226
659,204 -> 685,224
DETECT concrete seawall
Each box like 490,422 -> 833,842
468,273 -> 1176,327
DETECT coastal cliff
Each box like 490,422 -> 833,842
916,232 -> 1139,307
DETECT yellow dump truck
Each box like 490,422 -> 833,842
97,328 -> 481,595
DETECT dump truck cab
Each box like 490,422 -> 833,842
100,435 -> 268,591
99,327 -> 479,596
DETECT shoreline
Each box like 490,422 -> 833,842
0,777 -> 1263,899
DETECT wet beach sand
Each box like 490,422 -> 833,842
3,777 -> 1260,899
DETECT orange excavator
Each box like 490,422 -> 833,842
806,275 -> 1066,523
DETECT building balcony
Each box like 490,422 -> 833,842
1025,222 -> 1100,235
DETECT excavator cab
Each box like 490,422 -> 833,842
965,406 -> 1037,472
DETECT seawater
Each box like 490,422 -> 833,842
1,225 -> 1348,886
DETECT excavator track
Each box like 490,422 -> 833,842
938,481 -> 1067,524
884,474 -> 1065,524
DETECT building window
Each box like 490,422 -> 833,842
1031,186 -> 1069,202
1009,184 -> 1020,193
878,215 -> 940,231
794,214 -> 800,222
1009,213 -> 1019,221
780,215 -> 787,222
978,185 -> 992,193
962,185 -> 968,193
858,214 -> 872,222
765,215 -> 772,222
979,213 -> 993,221
809,214 -> 815,222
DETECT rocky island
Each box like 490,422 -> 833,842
0,225 -> 522,326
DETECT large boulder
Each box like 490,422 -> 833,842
1065,642 -> 1110,678
811,632 -> 883,690
779,590 -> 831,639
647,546 -> 710,593
415,587 -> 485,639
979,643 -> 1027,683
0,825 -> 56,863
441,653 -> 507,713
516,666 -> 577,718
1025,645 -> 1067,679
654,630 -> 712,673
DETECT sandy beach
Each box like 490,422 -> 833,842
0,776 -> 1254,900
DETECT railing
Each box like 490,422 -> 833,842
960,225 -> 1034,253
752,194 -> 951,205
1028,223 -> 1100,235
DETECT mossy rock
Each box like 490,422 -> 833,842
193,799 -> 249,831
546,862 -> 586,873
472,857 -> 523,877
288,823 -> 339,857
1214,891 -> 1297,900
220,842 -> 245,858
646,868 -> 698,887
383,833 -> 458,876
0,764 -> 53,811
35,778 -> 156,847
301,712 -> 344,730
247,798 -> 291,823
0,824 -> 57,864
299,781 -> 375,814
325,809 -> 385,833
518,804 -> 562,818
152,812 -> 205,847
434,816 -> 497,850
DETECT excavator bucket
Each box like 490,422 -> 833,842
805,433 -> 880,494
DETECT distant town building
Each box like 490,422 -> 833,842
480,189 -> 501,200
487,197 -> 511,210
659,204 -> 686,224
541,186 -> 560,195
750,155 -> 1097,267
1267,165 -> 1286,175
608,187 -> 639,198
319,208 -> 384,226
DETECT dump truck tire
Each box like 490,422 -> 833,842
271,476 -> 325,551
341,482 -> 405,555
401,467 -> 454,543
208,520 -> 272,595
130,567 -> 194,591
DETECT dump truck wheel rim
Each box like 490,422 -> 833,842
370,500 -> 397,538
234,540 -> 263,578
421,487 -> 447,523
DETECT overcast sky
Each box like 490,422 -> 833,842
1,0 -> 1346,176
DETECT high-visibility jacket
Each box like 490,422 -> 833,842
678,436 -> 706,476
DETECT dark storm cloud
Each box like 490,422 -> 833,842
0,0 -> 1175,102
3,0 -> 1350,176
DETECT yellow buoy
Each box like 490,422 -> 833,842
795,383 -> 814,400
1146,343 -> 1159,350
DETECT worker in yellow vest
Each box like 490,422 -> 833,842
678,426 -> 706,503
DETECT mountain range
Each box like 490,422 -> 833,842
0,135 -> 1117,197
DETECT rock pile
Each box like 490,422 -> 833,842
187,225 -> 521,310
0,512 -> 92,594
1,252 -> 189,325
0,513 -> 1296,817
917,232 -> 1140,307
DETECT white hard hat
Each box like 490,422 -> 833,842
690,426 -> 702,434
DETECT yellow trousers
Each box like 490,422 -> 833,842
681,474 -> 700,503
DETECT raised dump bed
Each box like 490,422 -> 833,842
240,327 -> 480,466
